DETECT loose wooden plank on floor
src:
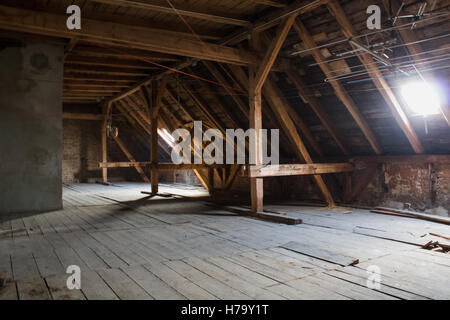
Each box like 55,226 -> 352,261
281,241 -> 359,267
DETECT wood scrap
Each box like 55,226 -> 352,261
372,207 -> 450,225
429,233 -> 450,241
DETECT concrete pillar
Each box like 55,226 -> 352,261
0,40 -> 64,214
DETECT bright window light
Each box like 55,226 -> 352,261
400,81 -> 442,116
158,128 -> 175,147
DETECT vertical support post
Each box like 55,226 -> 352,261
249,43 -> 264,213
101,101 -> 112,183
150,80 -> 159,195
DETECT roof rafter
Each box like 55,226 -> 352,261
328,0 -> 424,154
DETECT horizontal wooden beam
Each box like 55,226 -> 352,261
350,155 -> 450,165
244,163 -> 354,178
99,162 -> 228,170
0,5 -> 252,65
90,0 -> 251,27
62,112 -> 105,120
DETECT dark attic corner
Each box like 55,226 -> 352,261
0,0 -> 449,305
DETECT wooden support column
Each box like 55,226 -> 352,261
248,15 -> 300,212
101,101 -> 112,183
249,64 -> 264,213
328,0 -> 424,154
149,79 -> 167,195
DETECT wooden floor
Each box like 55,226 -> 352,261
0,183 -> 449,300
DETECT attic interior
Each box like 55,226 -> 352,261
0,0 -> 449,301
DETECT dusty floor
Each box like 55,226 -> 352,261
0,183 -> 449,300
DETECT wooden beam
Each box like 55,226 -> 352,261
150,80 -> 161,195
65,56 -> 159,70
0,5 -> 253,66
101,101 -> 113,183
328,0 -> 424,154
62,112 -> 104,121
254,13 -> 298,93
249,45 -> 264,213
90,0 -> 251,26
99,162 -> 227,169
113,136 -> 150,182
251,0 -> 287,7
71,45 -> 180,62
245,163 -> 354,178
285,68 -> 351,155
293,20 -> 383,155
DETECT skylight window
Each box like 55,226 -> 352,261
400,81 -> 442,116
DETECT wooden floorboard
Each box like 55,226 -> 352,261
0,183 -> 448,300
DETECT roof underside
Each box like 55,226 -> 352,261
1,0 -> 449,157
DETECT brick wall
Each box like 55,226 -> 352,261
354,163 -> 450,217
63,119 -> 103,183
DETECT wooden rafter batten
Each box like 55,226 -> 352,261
251,0 -> 287,7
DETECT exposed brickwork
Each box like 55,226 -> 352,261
63,119 -> 133,183
63,119 -> 102,183
354,163 -> 450,217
